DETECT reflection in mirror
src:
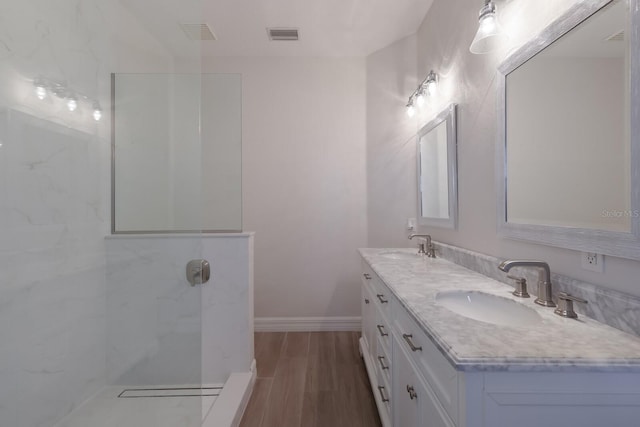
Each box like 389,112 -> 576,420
497,0 -> 640,259
507,0 -> 629,232
417,104 -> 458,229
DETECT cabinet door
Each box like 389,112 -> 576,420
361,282 -> 376,356
393,336 -> 420,427
419,378 -> 453,427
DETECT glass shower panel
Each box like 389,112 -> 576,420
113,73 -> 242,233
0,0 -> 207,426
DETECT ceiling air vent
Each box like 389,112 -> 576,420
267,28 -> 299,41
180,23 -> 217,41
605,29 -> 624,42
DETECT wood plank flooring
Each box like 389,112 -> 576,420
240,332 -> 382,427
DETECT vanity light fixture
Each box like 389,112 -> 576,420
469,0 -> 507,54
66,95 -> 78,112
32,77 -> 102,121
405,70 -> 439,117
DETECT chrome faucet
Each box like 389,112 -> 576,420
498,260 -> 556,307
408,234 -> 435,258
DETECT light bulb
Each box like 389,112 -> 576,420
92,102 -> 102,121
67,96 -> 78,112
415,92 -> 425,107
406,103 -> 416,118
424,70 -> 438,96
426,79 -> 437,96
35,85 -> 47,100
469,0 -> 507,54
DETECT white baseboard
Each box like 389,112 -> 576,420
254,316 -> 362,332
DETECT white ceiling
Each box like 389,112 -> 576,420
119,0 -> 434,57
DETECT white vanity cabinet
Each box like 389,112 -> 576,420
361,261 -> 456,427
360,256 -> 640,427
361,263 -> 392,426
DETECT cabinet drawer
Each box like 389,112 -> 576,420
377,371 -> 392,422
362,261 -> 394,319
376,334 -> 392,386
394,302 -> 458,425
375,309 -> 392,354
371,276 -> 393,319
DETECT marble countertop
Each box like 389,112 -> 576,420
359,248 -> 640,372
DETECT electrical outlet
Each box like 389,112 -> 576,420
581,252 -> 604,273
406,218 -> 416,231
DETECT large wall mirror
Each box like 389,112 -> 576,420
497,0 -> 640,259
417,104 -> 458,229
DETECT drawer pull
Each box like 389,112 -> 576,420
376,294 -> 389,304
402,333 -> 422,352
406,385 -> 418,400
364,298 -> 370,304
377,355 -> 389,370
377,324 -> 389,337
377,385 -> 390,403
363,273 -> 372,280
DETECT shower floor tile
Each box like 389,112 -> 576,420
56,386 -> 220,427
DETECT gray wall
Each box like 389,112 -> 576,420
203,56 -> 368,319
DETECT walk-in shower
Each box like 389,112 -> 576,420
0,1 -> 254,426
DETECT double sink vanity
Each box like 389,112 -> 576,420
365,0 -> 640,425
359,246 -> 640,427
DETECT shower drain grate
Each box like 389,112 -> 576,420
118,386 -> 223,398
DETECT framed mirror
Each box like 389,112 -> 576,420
417,104 -> 458,229
497,0 -> 640,259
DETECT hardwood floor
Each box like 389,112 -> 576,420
240,332 -> 382,427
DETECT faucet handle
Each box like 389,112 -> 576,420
554,292 -> 588,319
417,243 -> 426,255
507,275 -> 529,298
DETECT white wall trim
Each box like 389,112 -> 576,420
255,316 -> 362,332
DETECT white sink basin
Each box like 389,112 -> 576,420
435,290 -> 542,326
379,251 -> 421,260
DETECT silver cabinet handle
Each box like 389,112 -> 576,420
377,324 -> 388,337
402,333 -> 422,352
406,385 -> 417,400
363,273 -> 372,280
377,385 -> 390,403
364,298 -> 370,304
376,294 -> 388,304
377,356 -> 389,370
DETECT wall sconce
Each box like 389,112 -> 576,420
32,77 -> 103,121
469,0 -> 507,54
406,70 -> 438,117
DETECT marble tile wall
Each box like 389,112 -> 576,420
105,234 -> 254,386
0,1 -> 111,424
435,241 -> 640,338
